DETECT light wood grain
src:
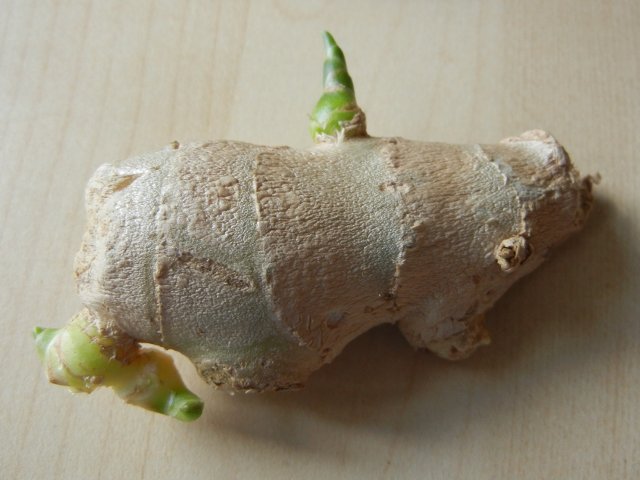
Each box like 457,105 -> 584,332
1,1 -> 639,479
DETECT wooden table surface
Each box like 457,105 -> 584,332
2,1 -> 639,478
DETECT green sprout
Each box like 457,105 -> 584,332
33,310 -> 203,421
310,31 -> 367,142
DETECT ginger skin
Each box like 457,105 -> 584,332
34,32 -> 595,420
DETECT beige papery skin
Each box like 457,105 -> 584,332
74,129 -> 594,392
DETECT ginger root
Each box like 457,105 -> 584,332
34,32 -> 595,420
